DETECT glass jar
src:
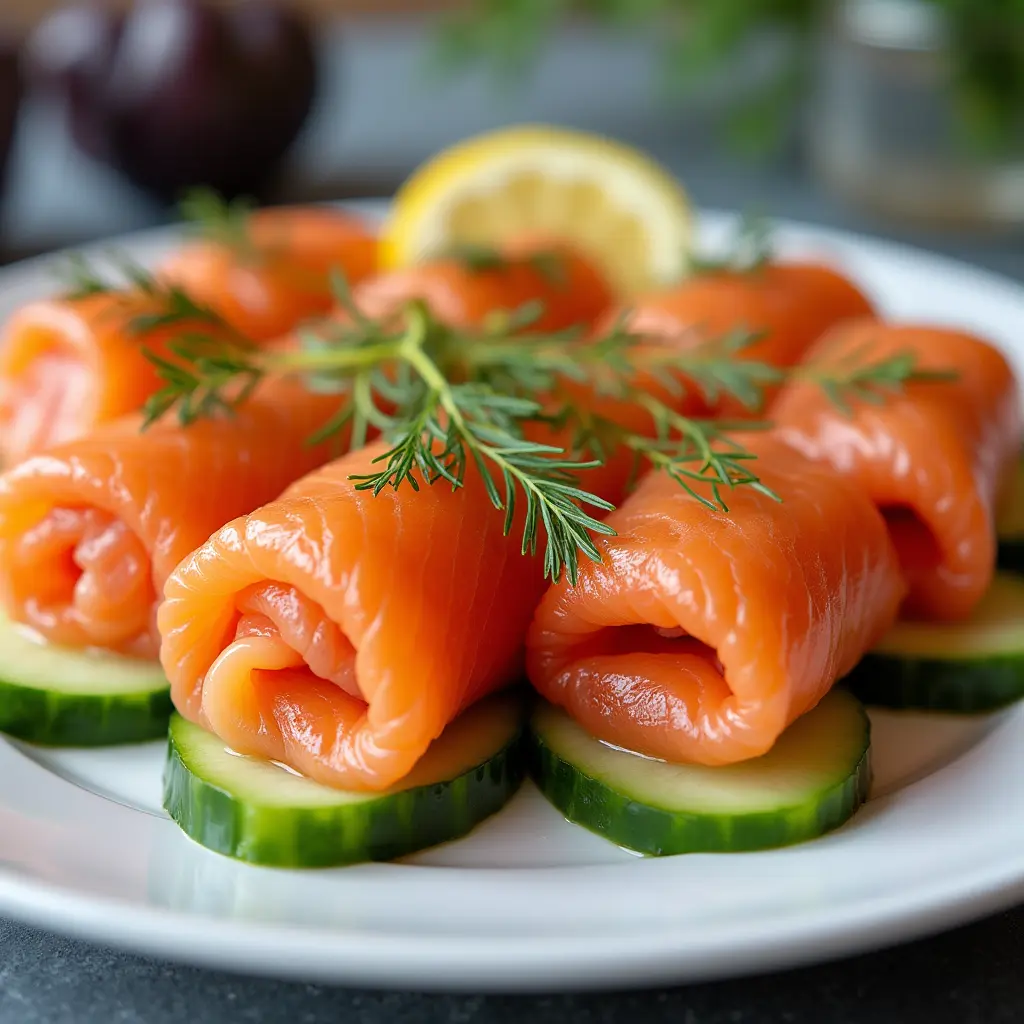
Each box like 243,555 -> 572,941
808,0 -> 1024,230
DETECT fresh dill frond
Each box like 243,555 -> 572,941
797,345 -> 957,416
55,251 -> 226,335
629,396 -> 779,512
127,285 -> 224,335
440,243 -> 569,287
349,380 -> 615,583
630,326 -> 782,410
141,334 -> 264,429
108,254 -> 226,335
56,254 -> 116,299
441,243 -> 507,273
561,390 -> 778,514
465,317 -> 780,413
179,187 -> 257,258
52,251 -> 253,427
137,281 -> 944,583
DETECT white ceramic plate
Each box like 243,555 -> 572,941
0,208 -> 1023,993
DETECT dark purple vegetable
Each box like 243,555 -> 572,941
0,33 -> 22,197
26,0 -> 318,203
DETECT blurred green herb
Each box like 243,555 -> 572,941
796,345 -> 959,416
57,254 -> 116,299
132,263 -> 948,583
434,0 -> 817,157
442,243 -> 570,287
435,0 -> 1024,157
55,252 -> 225,334
179,188 -> 259,258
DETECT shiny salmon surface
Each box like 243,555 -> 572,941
353,243 -> 613,332
159,439 -> 630,792
772,320 -> 1022,620
160,207 -> 379,341
0,381 -> 344,658
526,435 -> 905,765
0,291 -> 236,464
608,262 -> 875,418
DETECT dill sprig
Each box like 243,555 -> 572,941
141,334 -> 263,428
54,253 -> 253,429
283,300 -> 615,583
55,252 -> 225,333
795,346 -> 958,416
134,265 -> 947,582
350,380 -> 615,582
439,243 -> 569,287
288,301 -> 786,548
179,187 -> 258,258
623,398 -> 779,511
554,380 -> 780,513
56,254 -> 118,299
464,315 -> 780,413
629,326 -> 782,410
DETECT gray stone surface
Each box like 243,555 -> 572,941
0,17 -> 1022,1023
1,908 -> 1023,1023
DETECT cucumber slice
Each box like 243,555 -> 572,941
845,572 -> 1024,712
0,612 -> 171,746
996,451 -> 1024,572
164,691 -> 527,867
530,688 -> 870,856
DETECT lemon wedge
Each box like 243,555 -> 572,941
381,125 -> 693,297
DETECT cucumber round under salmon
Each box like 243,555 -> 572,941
164,691 -> 527,868
530,688 -> 871,856
844,572 -> 1024,713
996,451 -> 1024,573
0,612 -> 171,746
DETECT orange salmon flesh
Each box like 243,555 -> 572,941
526,435 -> 906,766
772,320 -> 1022,621
0,291 -> 240,465
159,433 -> 632,792
0,380 -> 346,658
599,261 -> 875,420
159,207 -> 379,342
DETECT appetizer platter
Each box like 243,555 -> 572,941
0,126 -> 1022,990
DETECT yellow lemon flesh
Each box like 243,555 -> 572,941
381,125 -> 693,297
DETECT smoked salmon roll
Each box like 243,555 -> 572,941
160,206 -> 379,341
159,440 -> 628,792
0,381 -> 343,660
772,321 -> 1022,621
607,261 -> 875,418
0,290 -> 236,464
353,242 -> 613,332
526,435 -> 906,766
625,262 -> 874,367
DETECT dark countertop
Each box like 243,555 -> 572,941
0,19 -> 1022,1023
2,908 -> 1023,1024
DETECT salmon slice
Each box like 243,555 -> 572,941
159,437 -> 630,792
526,435 -> 906,765
0,380 -> 344,658
353,242 -> 613,332
772,320 -> 1022,621
600,262 -> 875,419
160,207 -> 379,341
0,290 -> 240,465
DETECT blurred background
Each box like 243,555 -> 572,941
0,0 -> 1022,271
